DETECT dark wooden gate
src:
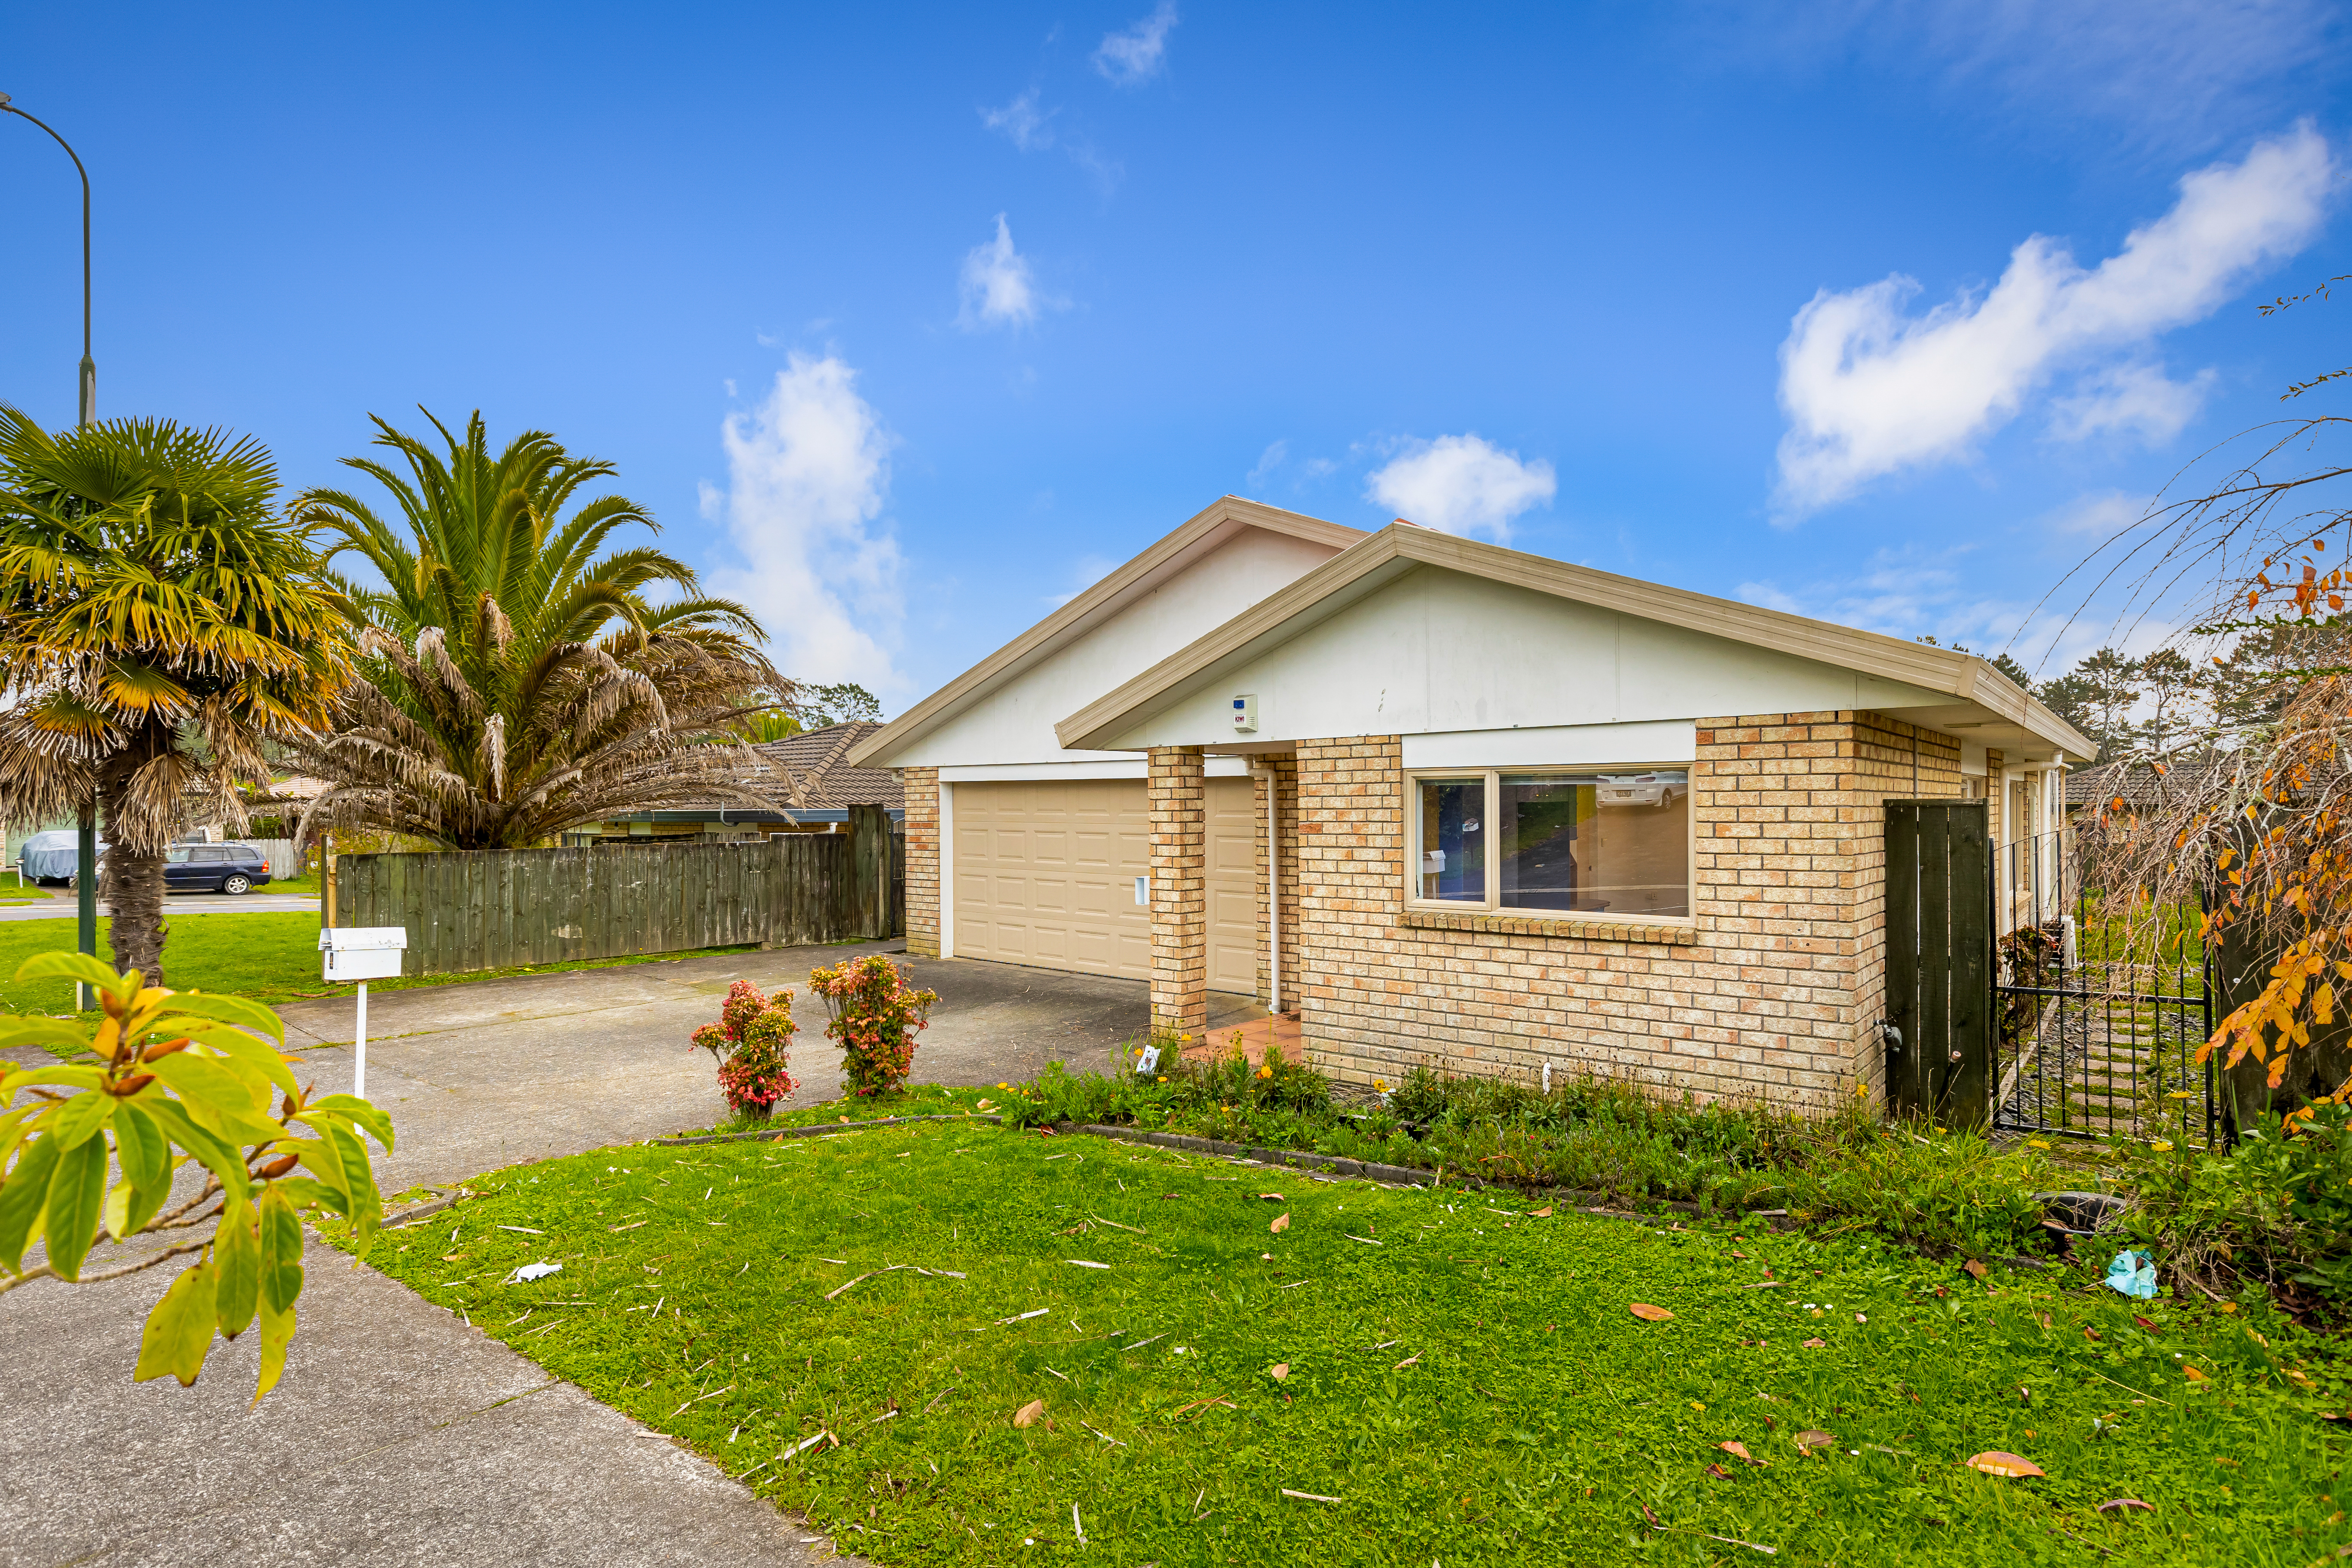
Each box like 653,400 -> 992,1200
1884,799 -> 1992,1125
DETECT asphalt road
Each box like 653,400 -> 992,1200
0,892 -> 321,923
0,943 -> 1262,1568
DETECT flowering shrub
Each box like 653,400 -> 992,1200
808,955 -> 938,1098
690,980 -> 798,1118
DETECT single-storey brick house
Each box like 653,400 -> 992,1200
849,498 -> 2092,1109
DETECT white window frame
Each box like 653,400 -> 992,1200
1402,764 -> 1696,925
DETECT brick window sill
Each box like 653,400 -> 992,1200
1400,908 -> 1699,946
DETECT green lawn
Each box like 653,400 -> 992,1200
338,1119 -> 2352,1566
0,912 -> 759,1016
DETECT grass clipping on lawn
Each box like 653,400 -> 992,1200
341,1122 -> 2352,1565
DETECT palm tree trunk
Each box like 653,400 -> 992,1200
98,749 -> 170,988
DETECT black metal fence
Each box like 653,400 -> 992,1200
1991,827 -> 2215,1147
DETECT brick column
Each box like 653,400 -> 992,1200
900,767 -> 941,958
1148,746 -> 1207,1038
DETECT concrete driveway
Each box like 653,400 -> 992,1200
0,945 -> 1260,1568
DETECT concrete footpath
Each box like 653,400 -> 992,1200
0,944 -> 1259,1568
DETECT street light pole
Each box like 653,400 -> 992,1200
1,92 -> 101,1005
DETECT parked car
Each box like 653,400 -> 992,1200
73,842 -> 275,895
1594,772 -> 1689,809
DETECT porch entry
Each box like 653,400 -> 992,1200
1882,802 -> 2217,1144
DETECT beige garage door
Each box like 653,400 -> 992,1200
952,777 -> 1258,993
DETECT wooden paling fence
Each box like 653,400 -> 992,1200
331,806 -> 904,978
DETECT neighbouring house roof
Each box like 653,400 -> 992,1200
846,496 -> 1365,770
248,774 -> 332,804
747,721 -> 903,810
1054,522 -> 2099,764
603,722 -> 904,820
2064,756 -> 2230,811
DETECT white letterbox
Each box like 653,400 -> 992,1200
319,926 -> 407,982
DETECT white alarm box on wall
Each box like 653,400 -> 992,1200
320,926 -> 407,982
1231,693 -> 1257,733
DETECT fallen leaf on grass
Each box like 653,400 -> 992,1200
1801,1338 -> 1827,1349
1794,1430 -> 1834,1453
1640,1503 -> 1665,1527
1393,1354 -> 1420,1370
1854,1313 -> 1868,1324
1259,1192 -> 1284,1201
1528,1206 -> 1554,1217
1270,1363 -> 1289,1381
2096,1498 -> 2155,1513
2132,1314 -> 2162,1334
1012,1399 -> 1045,1428
1270,1213 -> 1290,1234
1965,1452 -> 2045,1478
1719,1442 -> 1764,1466
2183,1366 -> 2210,1383
1705,1464 -> 1732,1480
1963,1259 -> 1988,1280
1629,1303 -> 1674,1322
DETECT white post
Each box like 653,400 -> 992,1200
1256,766 -> 1281,1013
354,981 -> 368,1101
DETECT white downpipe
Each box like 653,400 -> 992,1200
1253,765 -> 1280,1013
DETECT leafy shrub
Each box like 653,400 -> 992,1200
1776,1125 -> 2059,1258
2118,1102 -> 2352,1307
808,956 -> 937,1098
0,951 -> 390,1397
690,980 -> 799,1119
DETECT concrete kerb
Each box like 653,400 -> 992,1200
653,1113 -> 1007,1146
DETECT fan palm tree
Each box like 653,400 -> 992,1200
0,407 -> 352,983
288,411 -> 792,848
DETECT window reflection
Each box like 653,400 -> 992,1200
1416,777 -> 1485,902
1499,771 -> 1689,917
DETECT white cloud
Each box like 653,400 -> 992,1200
1246,440 -> 1288,489
1045,554 -> 1116,608
1093,3 -> 1179,86
1773,124 -> 2333,517
1701,0 -> 2337,153
958,214 -> 1041,331
2046,488 -> 2156,535
2046,361 -> 2217,444
707,354 -> 905,692
1364,434 -> 1557,541
981,89 -> 1055,152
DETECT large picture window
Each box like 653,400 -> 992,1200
1408,767 -> 1691,920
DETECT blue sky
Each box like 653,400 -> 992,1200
3,2 -> 2347,708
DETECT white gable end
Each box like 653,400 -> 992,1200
1096,564 -> 1956,750
893,525 -> 1346,768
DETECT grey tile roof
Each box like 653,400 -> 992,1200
743,722 -> 903,812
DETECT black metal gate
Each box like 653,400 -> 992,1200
1988,827 -> 2215,1147
1884,800 -> 1992,1125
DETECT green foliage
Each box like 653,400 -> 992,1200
342,1121 -> 2352,1565
2117,1102 -> 2352,1307
796,680 -> 882,728
0,951 -> 391,1399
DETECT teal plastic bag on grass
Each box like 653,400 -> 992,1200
2106,1249 -> 2157,1298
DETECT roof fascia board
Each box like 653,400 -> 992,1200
847,496 -> 1361,769
1057,524 -> 2098,761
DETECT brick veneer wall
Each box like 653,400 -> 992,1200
1253,757 -> 1302,1012
1291,712 -> 1962,1111
1148,747 -> 1208,1037
900,767 -> 941,959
